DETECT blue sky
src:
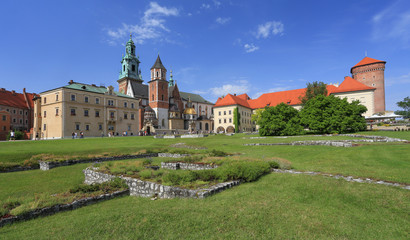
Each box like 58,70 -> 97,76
0,0 -> 409,111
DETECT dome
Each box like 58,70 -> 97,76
183,107 -> 196,115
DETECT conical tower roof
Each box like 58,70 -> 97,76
151,54 -> 166,70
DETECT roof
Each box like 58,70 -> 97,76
214,94 -> 251,108
332,76 -> 375,93
180,91 -> 213,104
46,82 -> 135,99
129,81 -> 148,99
214,76 -> 375,109
0,88 -> 37,109
151,55 -> 166,70
351,57 -> 385,70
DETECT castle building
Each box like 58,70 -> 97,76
0,88 -> 37,140
213,57 -> 385,133
33,81 -> 141,139
118,35 -> 214,134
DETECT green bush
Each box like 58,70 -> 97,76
142,158 -> 153,166
138,169 -> 152,179
6,130 -> 24,141
196,170 -> 217,181
162,171 -> 197,185
209,149 -> 227,157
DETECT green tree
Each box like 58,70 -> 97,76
299,81 -> 328,105
251,108 -> 264,124
6,130 -> 24,140
394,96 -> 410,119
299,95 -> 367,134
257,103 -> 304,136
233,107 -> 241,133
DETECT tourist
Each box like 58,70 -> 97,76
80,132 -> 84,138
72,132 -> 75,139
10,130 -> 15,141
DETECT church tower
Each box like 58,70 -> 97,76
117,34 -> 143,95
351,57 -> 386,113
148,55 -> 169,129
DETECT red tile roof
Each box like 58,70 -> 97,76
351,57 -> 385,69
214,77 -> 373,109
331,76 -> 375,93
0,88 -> 37,109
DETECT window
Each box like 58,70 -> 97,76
124,113 -> 128,119
86,125 -> 90,131
76,123 -> 80,130
108,100 -> 114,106
229,110 -> 231,115
2,115 -> 5,121
84,110 -> 89,117
124,102 -> 128,108
71,109 -> 76,116
96,98 -> 100,104
55,108 -> 59,116
95,110 -> 100,117
2,126 -> 5,131
224,111 -> 226,115
19,110 -> 23,115
25,119 -> 28,124
219,111 -> 221,116
128,125 -> 131,131
131,103 -> 134,109
13,110 -> 16,114
131,113 -> 135,120
156,71 -> 159,77
44,111 -> 47,118
132,65 -> 135,72
19,119 -> 22,124
152,95 -> 154,101
229,118 -> 232,123
25,111 -> 28,115
43,124 -> 46,131
44,97 -> 47,104
71,94 -> 76,101
110,112 -> 115,119
161,95 -> 164,101
123,65 -> 125,71
224,119 -> 226,123
98,124 -> 102,130
85,96 -> 89,103
219,119 -> 221,123
56,95 -> 59,101
13,118 -> 16,123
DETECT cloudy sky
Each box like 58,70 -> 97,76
1,0 -> 409,111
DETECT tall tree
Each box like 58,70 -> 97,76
257,103 -> 304,136
394,96 -> 410,119
299,81 -> 328,105
300,95 -> 367,134
233,107 -> 241,133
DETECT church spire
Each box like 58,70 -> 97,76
118,33 -> 141,81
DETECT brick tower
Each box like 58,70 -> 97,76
351,57 -> 386,113
148,55 -> 169,129
117,34 -> 143,95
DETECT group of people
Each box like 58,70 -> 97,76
71,132 -> 84,139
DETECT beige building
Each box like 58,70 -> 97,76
33,81 -> 140,139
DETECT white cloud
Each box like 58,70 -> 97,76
106,2 -> 179,45
201,3 -> 211,9
372,2 -> 410,47
210,80 -> 250,97
216,17 -> 231,25
386,72 -> 410,87
213,0 -> 221,8
256,21 -> 284,39
244,43 -> 259,53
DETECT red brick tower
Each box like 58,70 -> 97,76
148,55 -> 169,129
351,57 -> 386,113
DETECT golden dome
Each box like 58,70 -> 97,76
183,107 -> 197,115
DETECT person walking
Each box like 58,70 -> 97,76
10,130 -> 15,141
72,132 -> 75,139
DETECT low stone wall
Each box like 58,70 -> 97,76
157,153 -> 190,158
0,165 -> 39,173
0,189 -> 129,228
244,141 -> 353,147
161,162 -> 218,170
39,153 -> 158,171
83,168 -> 239,199
181,134 -> 207,138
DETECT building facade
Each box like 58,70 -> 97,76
33,81 -> 140,139
214,57 -> 384,133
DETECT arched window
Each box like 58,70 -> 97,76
152,94 -> 154,101
156,71 -> 159,77
161,95 -> 164,101
123,65 -> 125,71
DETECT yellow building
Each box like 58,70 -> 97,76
33,81 -> 140,139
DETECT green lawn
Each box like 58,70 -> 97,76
1,173 -> 408,239
0,131 -> 409,239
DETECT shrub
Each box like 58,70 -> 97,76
6,130 -> 24,140
142,158 -> 153,166
138,169 -> 152,179
162,171 -> 197,185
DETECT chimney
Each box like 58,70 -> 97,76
91,84 -> 96,87
23,88 -> 26,93
12,90 -> 16,95
69,80 -> 74,84
234,93 -> 236,96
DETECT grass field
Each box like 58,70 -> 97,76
0,131 -> 409,239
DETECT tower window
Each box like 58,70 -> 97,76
161,95 -> 164,101
123,65 -> 125,72
85,96 -> 88,103
131,48 -> 134,54
44,97 -> 47,104
156,71 -> 159,77
152,94 -> 154,101
132,65 -> 135,72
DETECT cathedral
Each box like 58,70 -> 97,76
117,35 -> 214,134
